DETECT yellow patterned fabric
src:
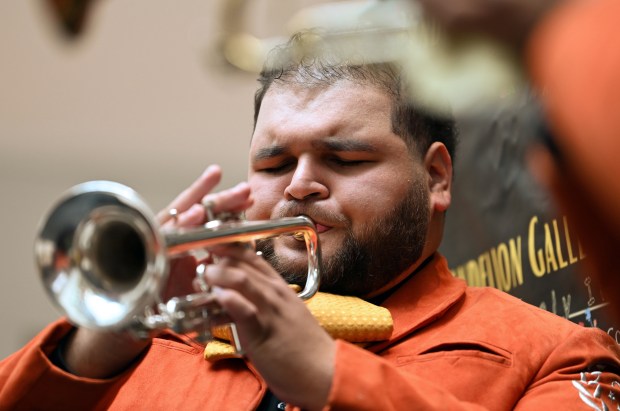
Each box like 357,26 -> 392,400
204,291 -> 394,361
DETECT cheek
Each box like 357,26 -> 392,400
246,176 -> 283,220
345,170 -> 413,218
246,203 -> 274,221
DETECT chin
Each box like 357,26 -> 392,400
273,239 -> 308,267
261,234 -> 342,288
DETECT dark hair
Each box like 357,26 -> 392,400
253,31 -> 458,163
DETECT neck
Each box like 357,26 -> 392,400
364,253 -> 436,303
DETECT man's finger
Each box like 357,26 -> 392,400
157,165 -> 222,224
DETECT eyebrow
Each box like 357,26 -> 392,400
315,138 -> 377,153
252,138 -> 377,162
252,145 -> 287,162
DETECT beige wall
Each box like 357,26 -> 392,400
0,1 -> 275,358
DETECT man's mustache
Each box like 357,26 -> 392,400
273,201 -> 349,228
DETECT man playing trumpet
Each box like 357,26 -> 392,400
2,32 -> 620,410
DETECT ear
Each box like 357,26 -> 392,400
424,142 -> 452,212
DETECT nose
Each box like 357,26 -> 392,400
284,158 -> 329,201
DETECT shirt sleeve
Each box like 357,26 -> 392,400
513,327 -> 620,410
0,319 -> 128,410
525,0 -> 620,326
525,0 -> 620,232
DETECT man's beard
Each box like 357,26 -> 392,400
256,181 -> 430,296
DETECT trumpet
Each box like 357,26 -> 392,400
34,180 -> 321,342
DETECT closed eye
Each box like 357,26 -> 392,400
331,158 -> 367,166
256,161 -> 295,174
328,156 -> 374,169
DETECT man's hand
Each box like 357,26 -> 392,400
62,165 -> 253,378
204,245 -> 335,411
157,164 -> 253,300
157,164 -> 253,230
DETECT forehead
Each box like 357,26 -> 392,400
259,80 -> 391,119
251,80 -> 402,151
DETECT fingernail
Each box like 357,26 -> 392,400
203,164 -> 221,176
211,286 -> 225,296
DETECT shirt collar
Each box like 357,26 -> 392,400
372,253 -> 466,350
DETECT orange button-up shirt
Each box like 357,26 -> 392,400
2,254 -> 619,410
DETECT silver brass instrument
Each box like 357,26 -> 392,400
217,0 -> 524,115
34,180 -> 321,341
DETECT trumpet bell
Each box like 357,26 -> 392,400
35,181 -> 167,329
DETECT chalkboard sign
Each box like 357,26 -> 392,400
439,95 -> 618,341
